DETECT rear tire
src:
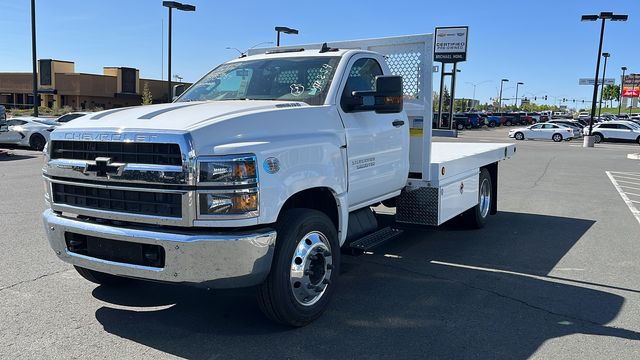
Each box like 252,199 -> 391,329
257,209 -> 339,327
29,133 -> 46,151
488,122 -> 495,128
461,168 -> 492,229
74,266 -> 131,286
457,123 -> 464,130
552,133 -> 563,142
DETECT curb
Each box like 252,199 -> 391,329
628,153 -> 640,160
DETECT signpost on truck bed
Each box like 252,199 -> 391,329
434,26 -> 468,130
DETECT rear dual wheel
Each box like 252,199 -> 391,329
461,168 -> 492,229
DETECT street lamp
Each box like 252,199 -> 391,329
619,66 -> 627,115
31,0 -> 38,116
465,80 -> 491,102
498,79 -> 509,112
581,11 -> 628,145
275,26 -> 298,46
514,82 -> 524,109
163,1 -> 195,102
597,52 -> 610,118
226,41 -> 274,57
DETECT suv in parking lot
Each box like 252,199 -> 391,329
587,121 -> 640,144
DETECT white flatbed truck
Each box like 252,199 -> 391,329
42,34 -> 515,326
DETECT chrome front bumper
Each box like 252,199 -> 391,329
43,209 -> 277,288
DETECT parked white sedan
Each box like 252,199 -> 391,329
585,121 -> 640,144
509,123 -> 575,142
0,117 -> 56,150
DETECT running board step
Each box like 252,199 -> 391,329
348,227 -> 404,251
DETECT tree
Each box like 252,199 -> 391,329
141,82 -> 153,105
603,84 -> 620,108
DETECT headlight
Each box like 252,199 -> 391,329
197,154 -> 259,218
198,189 -> 258,217
198,154 -> 257,185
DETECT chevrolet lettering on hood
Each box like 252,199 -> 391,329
63,132 -> 159,142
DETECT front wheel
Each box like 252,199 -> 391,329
552,133 -> 563,142
457,123 -> 464,130
461,168 -> 492,229
257,209 -> 339,327
488,122 -> 495,128
514,132 -> 524,140
593,133 -> 603,143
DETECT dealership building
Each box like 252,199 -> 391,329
0,59 -> 188,110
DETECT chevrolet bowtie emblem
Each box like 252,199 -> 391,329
85,157 -> 123,177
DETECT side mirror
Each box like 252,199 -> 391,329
0,124 -> 8,132
172,84 -> 186,101
347,75 -> 403,114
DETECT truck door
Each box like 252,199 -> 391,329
336,56 -> 409,208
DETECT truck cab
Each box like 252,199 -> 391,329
42,35 -> 514,326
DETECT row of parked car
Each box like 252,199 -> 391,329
0,111 -> 89,151
508,115 -> 640,144
434,111 -> 553,130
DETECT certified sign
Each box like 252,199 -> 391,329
434,26 -> 468,63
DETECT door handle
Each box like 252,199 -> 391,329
392,120 -> 405,127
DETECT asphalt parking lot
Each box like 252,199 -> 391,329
1,128 -> 640,360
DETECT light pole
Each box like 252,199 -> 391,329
226,41 -> 274,57
163,1 -> 195,103
465,80 -> 491,104
514,82 -> 524,110
498,79 -> 509,112
31,0 -> 38,116
581,12 -> 628,145
619,66 -> 627,115
597,52 -> 610,118
275,26 -> 298,46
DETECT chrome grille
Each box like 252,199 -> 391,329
50,141 -> 182,166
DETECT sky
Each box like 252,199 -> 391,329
1,0 -> 638,107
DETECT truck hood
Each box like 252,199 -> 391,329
58,100 -> 309,132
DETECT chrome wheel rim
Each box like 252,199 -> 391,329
289,231 -> 333,307
479,178 -> 491,218
553,134 -> 561,142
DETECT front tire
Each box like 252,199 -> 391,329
514,132 -> 524,140
257,209 -> 340,327
552,133 -> 563,142
461,168 -> 492,229
457,123 -> 464,130
593,133 -> 603,143
29,133 -> 46,151
74,266 -> 131,286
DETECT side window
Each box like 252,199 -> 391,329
599,124 -> 613,129
341,58 -> 383,109
531,124 -> 542,129
618,124 -> 630,130
542,124 -> 555,129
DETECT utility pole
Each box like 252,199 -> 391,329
597,52 -> 610,118
31,0 -> 38,117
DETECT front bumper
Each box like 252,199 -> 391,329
43,209 -> 277,288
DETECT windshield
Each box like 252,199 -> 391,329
177,57 -> 340,105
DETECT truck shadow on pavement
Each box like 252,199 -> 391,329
92,211 -> 640,359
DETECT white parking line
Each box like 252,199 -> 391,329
607,171 -> 640,225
